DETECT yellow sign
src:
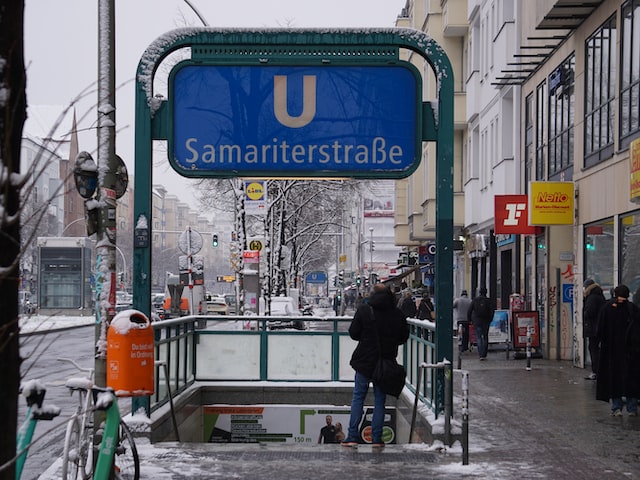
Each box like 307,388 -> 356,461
529,181 -> 574,225
249,240 -> 263,251
246,182 -> 265,201
630,138 -> 640,203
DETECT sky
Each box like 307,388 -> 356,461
24,0 -> 407,210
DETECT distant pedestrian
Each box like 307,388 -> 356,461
596,284 -> 640,416
342,284 -> 409,447
355,293 -> 364,308
398,291 -> 417,318
417,292 -> 435,320
453,290 -> 472,351
467,287 -> 494,360
582,278 -> 606,380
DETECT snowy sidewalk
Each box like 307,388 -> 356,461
19,314 -> 95,335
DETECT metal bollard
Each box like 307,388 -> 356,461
444,361 -> 452,446
457,322 -> 464,370
458,369 -> 469,465
526,325 -> 532,371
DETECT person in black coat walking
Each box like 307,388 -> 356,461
467,287 -> 494,360
582,278 -> 606,380
342,283 -> 409,447
398,290 -> 417,318
596,284 -> 640,416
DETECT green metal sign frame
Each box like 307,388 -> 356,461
132,28 -> 454,414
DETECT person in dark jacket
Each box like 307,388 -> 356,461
583,278 -> 606,380
467,287 -> 494,360
417,292 -> 435,320
596,284 -> 640,416
398,290 -> 417,318
342,283 -> 409,447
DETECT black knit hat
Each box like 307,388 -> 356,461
613,284 -> 630,299
583,278 -> 595,288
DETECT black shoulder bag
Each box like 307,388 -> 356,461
369,306 -> 406,397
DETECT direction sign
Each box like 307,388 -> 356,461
305,271 -> 327,284
170,64 -> 420,178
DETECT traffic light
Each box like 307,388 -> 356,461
586,239 -> 595,251
371,240 -> 375,251
212,234 -> 219,247
338,270 -> 344,285
356,276 -> 361,286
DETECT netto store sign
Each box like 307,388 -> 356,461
169,65 -> 420,178
529,182 -> 574,225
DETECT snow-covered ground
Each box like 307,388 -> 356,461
19,313 -> 95,335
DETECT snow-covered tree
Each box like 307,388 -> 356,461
0,2 -> 26,477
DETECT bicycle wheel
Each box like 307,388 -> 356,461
113,419 -> 140,480
61,416 -> 80,479
62,413 -> 94,480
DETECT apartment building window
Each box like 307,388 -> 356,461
525,93 -> 534,193
620,0 -> 640,148
535,82 -> 546,180
585,16 -> 616,168
584,220 -> 614,297
620,210 -> 640,298
548,55 -> 575,180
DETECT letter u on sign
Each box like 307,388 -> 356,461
273,75 -> 317,128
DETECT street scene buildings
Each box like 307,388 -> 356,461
18,0 -> 640,370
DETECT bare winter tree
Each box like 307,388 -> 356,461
0,1 -> 26,478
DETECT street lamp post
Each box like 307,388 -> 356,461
369,227 -> 374,284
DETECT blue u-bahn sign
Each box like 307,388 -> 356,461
169,64 -> 421,178
305,271 -> 328,284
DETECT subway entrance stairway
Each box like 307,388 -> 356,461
39,351 -> 640,479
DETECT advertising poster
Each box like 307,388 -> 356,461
512,311 -> 541,349
203,405 -> 397,444
363,181 -> 395,217
488,309 -> 509,344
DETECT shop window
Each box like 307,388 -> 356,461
620,210 -> 640,302
584,220 -> 615,297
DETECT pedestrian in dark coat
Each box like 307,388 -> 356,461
467,287 -> 494,360
596,284 -> 640,416
417,292 -> 435,320
343,284 -> 409,447
583,278 -> 606,380
398,291 -> 417,318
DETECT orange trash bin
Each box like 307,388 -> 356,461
107,309 -> 155,397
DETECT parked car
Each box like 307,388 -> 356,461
206,296 -> 229,315
268,296 -> 306,330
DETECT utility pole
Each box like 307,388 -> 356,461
94,0 -> 117,388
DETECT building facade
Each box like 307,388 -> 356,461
394,0 -> 640,367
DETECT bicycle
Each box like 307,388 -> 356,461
14,379 -> 61,479
92,386 -> 140,480
58,358 -> 139,480
58,357 -> 95,480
